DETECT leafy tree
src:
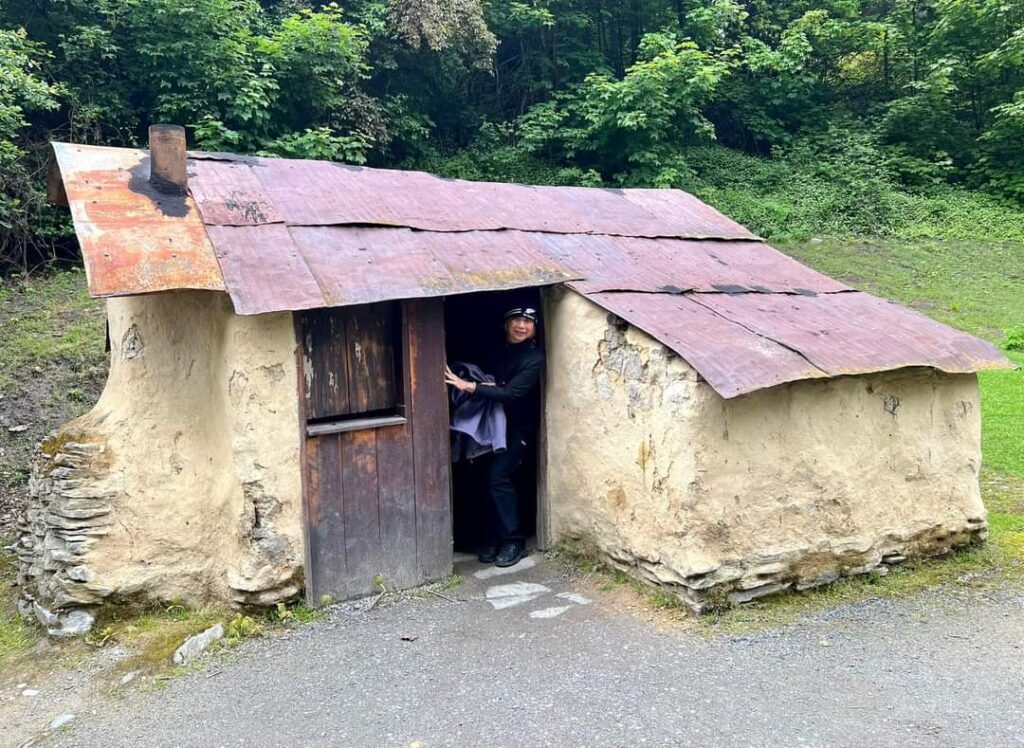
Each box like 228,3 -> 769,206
2,0 -> 1024,271
0,27 -> 64,268
519,32 -> 729,185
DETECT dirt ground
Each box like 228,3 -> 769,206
0,273 -> 107,539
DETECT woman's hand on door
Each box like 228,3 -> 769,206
444,365 -> 477,393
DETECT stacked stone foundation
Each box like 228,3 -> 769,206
14,436 -> 114,636
588,519 -> 988,614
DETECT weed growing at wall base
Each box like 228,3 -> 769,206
0,552 -> 36,663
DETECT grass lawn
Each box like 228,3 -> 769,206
0,267 -> 105,394
781,238 -> 1024,478
979,350 -> 1024,477
0,268 -> 107,496
0,553 -> 36,662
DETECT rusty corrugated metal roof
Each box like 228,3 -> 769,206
693,291 -> 1010,375
534,233 -> 850,294
188,153 -> 758,239
209,226 -> 579,315
588,291 -> 830,397
51,143 -> 1015,398
592,290 -> 1009,398
51,143 -> 224,297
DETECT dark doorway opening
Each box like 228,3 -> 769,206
444,287 -> 544,554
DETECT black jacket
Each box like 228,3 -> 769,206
473,339 -> 544,436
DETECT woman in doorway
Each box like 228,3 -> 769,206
444,305 -> 544,567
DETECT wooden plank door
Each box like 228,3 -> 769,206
299,298 -> 452,602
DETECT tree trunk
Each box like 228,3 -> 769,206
630,0 -> 642,61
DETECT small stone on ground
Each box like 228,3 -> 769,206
172,624 -> 225,666
50,714 -> 76,730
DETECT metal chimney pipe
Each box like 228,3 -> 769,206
148,124 -> 188,194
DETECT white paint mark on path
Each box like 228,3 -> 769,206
529,606 -> 572,619
556,592 -> 592,605
473,556 -> 538,580
485,582 -> 550,610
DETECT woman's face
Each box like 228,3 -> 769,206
505,316 -> 536,344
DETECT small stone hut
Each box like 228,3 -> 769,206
17,127 -> 1012,633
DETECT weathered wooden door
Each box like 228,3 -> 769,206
298,298 -> 451,602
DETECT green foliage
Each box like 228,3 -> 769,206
0,28 -> 59,140
415,123 -> 600,186
265,600 -> 326,626
683,141 -> 1024,241
1002,327 -> 1024,352
981,91 -> 1024,200
389,0 -> 496,63
259,127 -> 372,164
50,0 -> 376,156
3,0 -> 1024,271
225,613 -> 262,641
0,27 -> 66,268
519,33 -> 729,185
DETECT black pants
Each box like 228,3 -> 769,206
487,433 -> 531,544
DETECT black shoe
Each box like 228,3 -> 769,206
478,543 -> 499,564
495,541 -> 526,568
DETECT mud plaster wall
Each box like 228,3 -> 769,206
17,291 -> 304,626
543,287 -> 986,611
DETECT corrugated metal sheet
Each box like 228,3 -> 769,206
205,224 -> 326,313
52,143 -> 1015,399
691,292 -> 1010,378
591,290 -> 1009,398
209,225 -> 578,315
533,233 -> 849,294
589,292 -> 829,398
188,154 -> 758,239
51,143 -> 224,297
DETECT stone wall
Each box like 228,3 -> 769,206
543,287 -> 987,612
15,291 -> 304,633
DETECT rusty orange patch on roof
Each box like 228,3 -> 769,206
52,143 -> 224,297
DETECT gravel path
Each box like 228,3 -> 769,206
37,556 -> 1024,748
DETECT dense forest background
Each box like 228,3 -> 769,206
2,0 -> 1023,270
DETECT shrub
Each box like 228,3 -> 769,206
1002,326 -> 1024,352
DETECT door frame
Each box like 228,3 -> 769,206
294,299 -> 453,605
443,289 -> 553,550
